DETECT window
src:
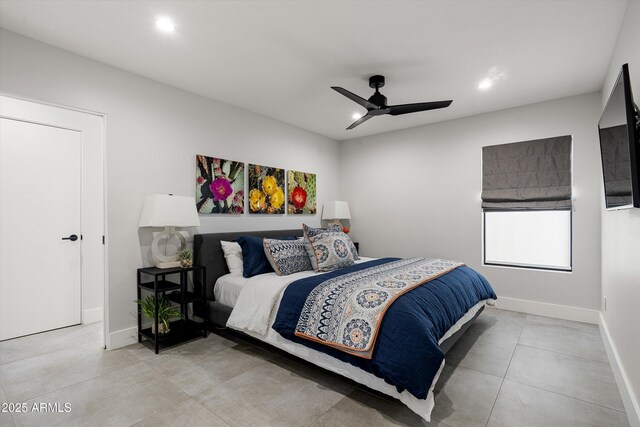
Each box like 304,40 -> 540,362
481,136 -> 572,272
484,210 -> 571,271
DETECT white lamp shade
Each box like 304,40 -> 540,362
139,194 -> 201,227
322,201 -> 351,220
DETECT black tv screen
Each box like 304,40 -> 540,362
598,63 -> 640,209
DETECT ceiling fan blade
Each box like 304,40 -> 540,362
331,86 -> 380,110
346,114 -> 374,130
387,100 -> 452,116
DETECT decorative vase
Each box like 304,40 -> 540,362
151,322 -> 170,334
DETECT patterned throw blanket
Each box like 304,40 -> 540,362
294,258 -> 464,358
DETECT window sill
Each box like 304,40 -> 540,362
483,262 -> 572,274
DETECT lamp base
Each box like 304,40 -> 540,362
329,219 -> 343,228
151,226 -> 186,268
155,261 -> 182,269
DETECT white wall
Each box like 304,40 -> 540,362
340,92 -> 603,313
0,29 -> 341,347
600,1 -> 640,423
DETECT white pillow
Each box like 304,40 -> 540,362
220,241 -> 243,275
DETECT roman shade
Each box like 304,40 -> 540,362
481,135 -> 572,210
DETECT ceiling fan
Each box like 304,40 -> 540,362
331,75 -> 452,130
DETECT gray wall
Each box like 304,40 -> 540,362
0,29 -> 341,345
340,92 -> 603,310
600,0 -> 640,418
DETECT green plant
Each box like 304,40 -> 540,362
177,248 -> 192,261
135,295 -> 183,332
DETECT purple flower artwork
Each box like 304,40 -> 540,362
210,178 -> 233,202
196,155 -> 244,214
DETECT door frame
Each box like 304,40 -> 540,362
0,93 -> 108,348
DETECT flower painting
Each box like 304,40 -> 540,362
248,164 -> 285,214
288,170 -> 316,214
196,155 -> 244,214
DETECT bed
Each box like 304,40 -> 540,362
193,229 -> 496,422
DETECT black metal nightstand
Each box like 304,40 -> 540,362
136,265 -> 208,353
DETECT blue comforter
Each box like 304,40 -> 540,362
272,258 -> 497,399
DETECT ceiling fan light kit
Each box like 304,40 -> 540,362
331,75 -> 453,130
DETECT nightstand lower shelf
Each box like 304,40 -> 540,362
139,319 -> 205,351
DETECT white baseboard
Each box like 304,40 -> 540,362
493,296 -> 599,324
82,307 -> 103,324
107,326 -> 137,350
600,313 -> 640,427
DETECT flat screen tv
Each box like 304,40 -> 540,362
598,63 -> 640,210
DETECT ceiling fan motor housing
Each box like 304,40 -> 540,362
368,75 -> 387,108
368,92 -> 387,109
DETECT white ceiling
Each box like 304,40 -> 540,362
0,0 -> 628,141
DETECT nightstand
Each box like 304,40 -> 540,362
136,265 -> 208,353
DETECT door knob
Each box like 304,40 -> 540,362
62,234 -> 78,241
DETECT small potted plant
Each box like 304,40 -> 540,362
135,295 -> 183,334
177,248 -> 193,268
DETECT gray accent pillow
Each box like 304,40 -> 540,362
263,238 -> 313,276
302,224 -> 359,272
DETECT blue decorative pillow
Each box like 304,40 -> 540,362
263,238 -> 313,276
237,235 -> 296,278
302,224 -> 359,272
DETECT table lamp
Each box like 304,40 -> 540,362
322,201 -> 351,228
139,194 -> 200,268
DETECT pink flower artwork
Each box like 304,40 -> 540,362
196,155 -> 245,214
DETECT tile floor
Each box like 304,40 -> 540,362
0,308 -> 629,427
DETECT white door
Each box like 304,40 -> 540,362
0,117 -> 82,340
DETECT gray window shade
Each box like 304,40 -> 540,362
482,135 -> 572,210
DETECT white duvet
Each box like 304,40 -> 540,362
227,269 -> 327,335
225,258 -> 489,422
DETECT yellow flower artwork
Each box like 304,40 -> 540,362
248,164 -> 285,214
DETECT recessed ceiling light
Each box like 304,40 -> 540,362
478,67 -> 506,91
155,17 -> 175,33
352,112 -> 363,120
478,79 -> 493,90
